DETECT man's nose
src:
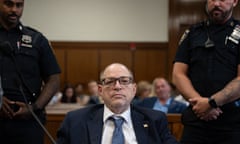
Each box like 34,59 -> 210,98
113,80 -> 122,90
114,80 -> 121,86
11,5 -> 18,12
213,0 -> 221,6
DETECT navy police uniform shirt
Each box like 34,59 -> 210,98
174,17 -> 240,127
175,17 -> 240,97
0,23 -> 61,103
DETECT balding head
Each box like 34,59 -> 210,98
100,63 -> 133,81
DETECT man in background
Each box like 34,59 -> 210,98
87,80 -> 101,104
138,77 -> 187,113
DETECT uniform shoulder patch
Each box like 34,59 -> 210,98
179,29 -> 190,45
178,22 -> 204,46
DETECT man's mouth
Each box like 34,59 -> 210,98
212,10 -> 221,16
112,94 -> 124,99
8,15 -> 18,20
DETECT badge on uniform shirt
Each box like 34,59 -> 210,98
228,25 -> 240,45
178,29 -> 190,45
21,34 -> 32,48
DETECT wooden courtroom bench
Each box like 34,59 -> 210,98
44,104 -> 183,144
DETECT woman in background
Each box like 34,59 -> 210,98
61,84 -> 77,103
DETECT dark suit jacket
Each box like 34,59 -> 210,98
138,97 -> 187,113
56,104 -> 179,144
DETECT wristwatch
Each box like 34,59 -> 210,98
208,97 -> 218,108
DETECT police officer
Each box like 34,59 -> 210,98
173,0 -> 240,144
0,0 -> 61,144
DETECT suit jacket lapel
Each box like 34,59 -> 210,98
87,108 -> 104,144
131,109 -> 149,144
168,98 -> 175,113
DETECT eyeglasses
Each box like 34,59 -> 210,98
101,76 -> 133,86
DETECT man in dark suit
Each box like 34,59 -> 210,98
138,77 -> 187,113
56,63 -> 179,144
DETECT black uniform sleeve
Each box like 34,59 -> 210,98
38,34 -> 61,79
174,29 -> 191,64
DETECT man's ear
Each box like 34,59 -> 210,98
132,83 -> 137,95
233,0 -> 238,7
98,84 -> 103,94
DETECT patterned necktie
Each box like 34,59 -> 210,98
111,117 -> 125,144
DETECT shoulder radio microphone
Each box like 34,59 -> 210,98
204,21 -> 215,49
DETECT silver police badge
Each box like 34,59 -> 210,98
21,35 -> 32,48
228,25 -> 240,45
22,35 -> 32,43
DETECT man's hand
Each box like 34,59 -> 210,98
189,97 -> 210,114
200,108 -> 223,121
13,101 -> 32,120
0,97 -> 15,119
0,98 -> 35,120
189,97 -> 222,121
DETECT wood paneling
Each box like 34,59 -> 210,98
66,48 -> 99,84
51,42 -> 168,89
49,0 -> 240,89
54,49 -> 66,88
134,46 -> 168,82
99,48 -> 132,72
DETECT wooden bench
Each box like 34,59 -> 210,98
167,114 -> 183,141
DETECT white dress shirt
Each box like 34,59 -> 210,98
101,105 -> 138,144
153,97 -> 172,113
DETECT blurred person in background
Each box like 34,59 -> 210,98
132,80 -> 152,104
87,80 -> 101,104
61,84 -> 76,103
75,83 -> 89,105
138,77 -> 187,113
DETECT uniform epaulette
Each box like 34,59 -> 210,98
21,25 -> 43,39
178,21 -> 205,46
232,19 -> 240,26
24,26 -> 40,33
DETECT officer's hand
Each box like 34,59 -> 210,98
189,97 -> 210,115
13,101 -> 32,120
200,108 -> 222,121
0,96 -> 15,119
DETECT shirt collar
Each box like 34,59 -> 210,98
207,17 -> 235,28
0,22 -> 24,33
157,97 -> 172,106
103,105 -> 131,124
166,97 -> 172,105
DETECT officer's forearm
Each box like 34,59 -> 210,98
34,74 -> 60,110
173,71 -> 201,101
212,77 -> 240,106
174,77 -> 201,101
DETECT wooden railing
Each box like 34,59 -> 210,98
44,104 -> 183,144
167,114 -> 183,141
